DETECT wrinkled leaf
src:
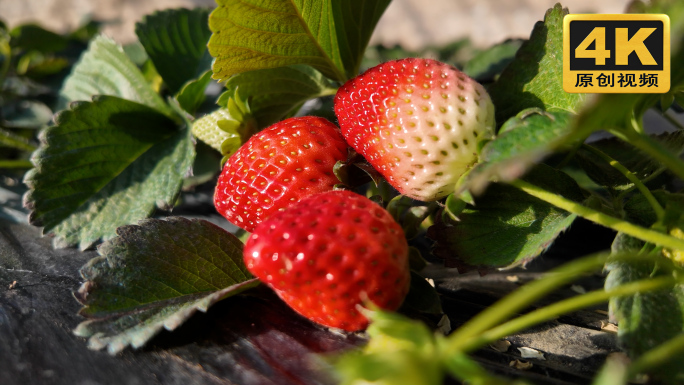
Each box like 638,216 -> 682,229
224,65 -> 336,127
57,35 -> 172,116
430,165 -> 583,269
208,0 -> 390,83
135,8 -> 213,94
176,70 -> 213,114
461,108 -> 575,194
74,217 -> 259,354
489,4 -> 585,123
23,96 -> 194,249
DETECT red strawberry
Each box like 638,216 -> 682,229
214,116 -> 349,232
243,190 -> 410,331
334,58 -> 495,201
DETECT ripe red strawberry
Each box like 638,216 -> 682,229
334,58 -> 495,201
214,116 -> 349,232
243,190 -> 410,331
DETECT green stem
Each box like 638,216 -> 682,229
617,166 -> 668,202
0,128 -> 37,152
444,252 -> 646,354
628,332 -> 684,378
510,179 -> 684,251
0,160 -> 33,169
610,127 -> 684,183
581,144 -> 665,223
457,275 -> 683,353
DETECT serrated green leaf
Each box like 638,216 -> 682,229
135,8 -> 213,94
606,259 -> 684,384
57,35 -> 172,116
462,39 -> 523,82
430,165 -> 582,268
489,4 -> 586,123
208,0 -> 390,83
74,217 -> 259,354
23,95 -> 194,250
224,65 -> 336,127
461,108 -> 575,194
176,70 -> 213,114
191,108 -> 241,152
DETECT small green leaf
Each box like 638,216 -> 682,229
334,310 -> 442,385
24,96 -> 195,249
208,0 -> 390,83
135,8 -> 213,94
489,4 -> 586,123
191,108 -> 241,153
57,35 -> 172,117
0,127 -> 35,152
10,24 -> 68,53
462,108 -> 576,194
74,217 -> 259,354
176,70 -> 213,114
430,165 -> 582,268
462,39 -> 523,82
224,65 -> 336,127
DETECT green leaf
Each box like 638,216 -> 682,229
10,24 -> 68,53
191,108 -> 241,153
1,100 -> 53,129
334,310 -> 442,385
74,217 -> 259,354
176,70 -> 213,114
606,259 -> 684,384
208,0 -> 390,83
23,96 -> 195,250
401,271 -> 442,315
0,127 -> 35,152
135,8 -> 213,94
430,165 -> 582,269
462,39 -> 523,82
224,65 -> 336,127
488,4 -> 586,123
57,35 -> 172,116
461,108 -> 576,194
576,132 -> 684,191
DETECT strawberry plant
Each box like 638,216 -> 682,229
1,0 -> 684,384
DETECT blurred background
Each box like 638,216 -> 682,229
0,0 -> 631,48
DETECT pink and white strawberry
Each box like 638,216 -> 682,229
243,190 -> 410,331
334,58 -> 495,201
214,116 -> 349,232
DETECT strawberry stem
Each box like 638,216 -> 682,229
609,126 -> 684,183
454,274 -> 684,354
510,179 -> 684,251
441,251 -> 670,356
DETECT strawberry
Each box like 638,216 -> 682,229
243,190 -> 410,331
334,58 -> 495,201
214,116 -> 349,232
